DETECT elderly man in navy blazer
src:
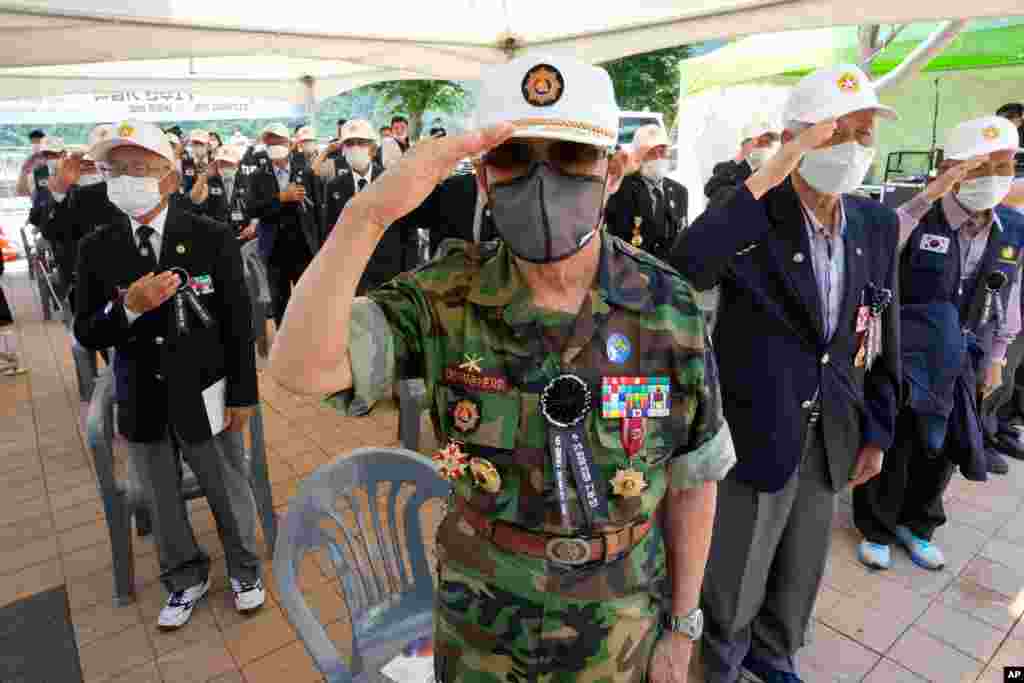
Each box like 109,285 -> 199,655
669,65 -> 902,683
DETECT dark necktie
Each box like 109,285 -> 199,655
652,185 -> 663,213
357,178 -> 367,192
136,225 -> 157,267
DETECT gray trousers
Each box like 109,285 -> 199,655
127,429 -> 262,593
701,425 -> 835,682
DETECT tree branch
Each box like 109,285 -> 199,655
874,19 -> 968,92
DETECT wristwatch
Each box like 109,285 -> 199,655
664,607 -> 703,640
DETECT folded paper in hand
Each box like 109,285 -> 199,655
381,637 -> 434,683
203,378 -> 226,436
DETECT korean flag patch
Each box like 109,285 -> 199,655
920,234 -> 950,254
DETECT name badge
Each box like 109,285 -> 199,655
231,210 -> 244,222
601,377 -> 671,419
920,234 -> 950,254
189,274 -> 215,295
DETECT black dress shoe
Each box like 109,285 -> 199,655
987,448 -> 1010,475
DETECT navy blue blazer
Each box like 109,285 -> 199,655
670,179 -> 901,492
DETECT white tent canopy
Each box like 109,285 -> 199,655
1,1 -> 1022,101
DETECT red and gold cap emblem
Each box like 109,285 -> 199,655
451,398 -> 481,434
522,64 -> 564,107
982,126 -> 1000,141
837,73 -> 860,93
117,122 -> 135,138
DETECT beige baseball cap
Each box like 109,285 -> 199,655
89,120 -> 176,164
475,55 -> 619,149
262,123 -> 290,140
339,119 -> 379,144
944,116 -> 1022,160
783,64 -> 897,125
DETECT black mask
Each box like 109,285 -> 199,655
488,161 -> 606,264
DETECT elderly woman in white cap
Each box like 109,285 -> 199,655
670,65 -> 902,683
271,55 -> 737,682
854,115 -> 1024,574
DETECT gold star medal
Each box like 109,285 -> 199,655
469,458 -> 502,493
610,468 -> 647,498
632,216 -> 643,247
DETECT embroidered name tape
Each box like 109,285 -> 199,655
920,234 -> 950,254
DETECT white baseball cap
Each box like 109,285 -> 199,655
742,117 -> 777,141
262,123 -> 290,140
339,119 -> 379,145
188,129 -> 211,145
633,124 -> 671,151
475,55 -> 619,149
944,116 -> 1022,161
783,64 -> 897,125
213,145 -> 243,165
89,120 -> 176,164
294,126 -> 316,143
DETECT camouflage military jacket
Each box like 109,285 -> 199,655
349,231 -> 734,534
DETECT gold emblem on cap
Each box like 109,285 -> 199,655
837,73 -> 860,93
117,122 -> 135,137
522,64 -> 564,107
982,126 -> 1000,141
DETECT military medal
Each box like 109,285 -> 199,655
610,468 -> 647,498
433,441 -> 468,481
632,217 -> 643,247
450,397 -> 481,434
621,418 -> 645,459
601,377 -> 671,419
169,267 -> 215,335
859,283 -> 893,370
469,458 -> 501,493
541,374 -> 607,527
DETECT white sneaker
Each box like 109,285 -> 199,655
157,578 -> 210,629
231,577 -> 266,613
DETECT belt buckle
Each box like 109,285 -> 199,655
546,537 -> 592,566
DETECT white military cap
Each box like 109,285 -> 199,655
213,144 -> 244,165
262,123 -> 291,140
475,55 -> 619,149
944,116 -> 1022,160
90,120 -> 176,164
783,64 -> 897,125
188,129 -> 211,145
633,124 -> 671,150
339,119 -> 379,145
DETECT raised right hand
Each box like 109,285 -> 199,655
124,271 -> 181,315
745,119 -> 838,199
344,123 -> 514,234
49,152 -> 82,195
923,156 -> 987,202
279,184 -> 306,204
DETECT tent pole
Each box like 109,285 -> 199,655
301,75 -> 318,129
930,77 -> 940,170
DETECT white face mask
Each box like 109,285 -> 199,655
344,146 -> 372,172
956,175 -> 1014,212
46,159 -> 58,175
747,144 -> 779,170
798,142 -> 875,195
79,173 -> 103,187
267,145 -> 290,161
106,174 -> 166,219
640,158 -> 670,182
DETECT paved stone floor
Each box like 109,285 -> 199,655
4,259 -> 1024,681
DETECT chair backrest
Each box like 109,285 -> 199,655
273,448 -> 449,681
86,362 -> 146,508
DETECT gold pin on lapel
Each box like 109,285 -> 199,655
176,244 -> 186,254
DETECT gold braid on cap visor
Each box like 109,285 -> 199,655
509,118 -> 616,144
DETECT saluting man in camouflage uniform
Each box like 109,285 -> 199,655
269,55 -> 736,682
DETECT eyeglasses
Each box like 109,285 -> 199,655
481,140 -> 607,175
98,162 -> 172,179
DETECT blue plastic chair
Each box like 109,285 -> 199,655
273,448 -> 449,682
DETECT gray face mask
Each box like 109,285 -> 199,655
488,161 -> 606,264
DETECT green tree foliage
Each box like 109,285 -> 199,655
365,80 -> 470,139
602,45 -> 692,132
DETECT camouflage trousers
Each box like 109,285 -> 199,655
433,510 -> 666,683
